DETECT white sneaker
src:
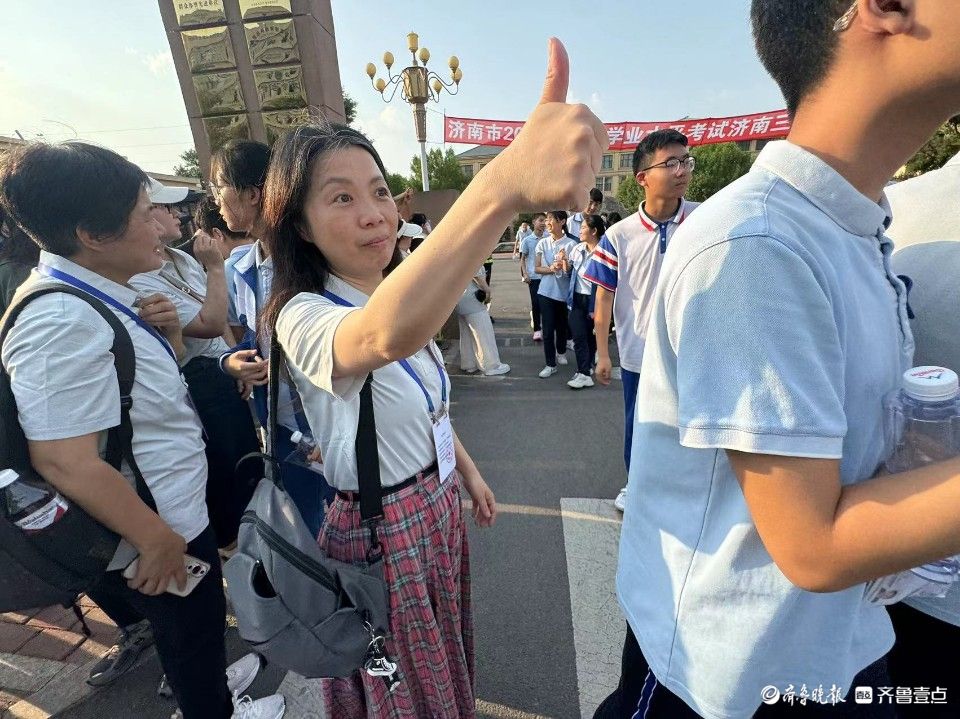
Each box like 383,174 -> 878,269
614,487 -> 627,512
484,363 -> 511,376
567,373 -> 594,390
232,692 -> 285,719
538,365 -> 558,378
567,340 -> 576,351
227,653 -> 262,697
557,353 -> 569,366
461,367 -> 478,374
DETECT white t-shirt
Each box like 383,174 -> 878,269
130,247 -> 230,366
275,275 -> 450,491
583,199 -> 699,373
885,151 -> 960,249
2,252 -> 209,570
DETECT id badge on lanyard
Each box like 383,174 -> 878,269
431,403 -> 456,484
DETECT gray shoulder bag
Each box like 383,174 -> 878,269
224,335 -> 400,688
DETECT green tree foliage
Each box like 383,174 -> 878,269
343,91 -> 357,125
385,172 -> 412,196
685,143 -> 754,203
410,148 -> 469,192
903,115 -> 960,177
173,148 -> 201,178
616,174 -> 643,213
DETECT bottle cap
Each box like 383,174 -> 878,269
290,431 -> 304,444
0,469 -> 19,490
903,366 -> 960,402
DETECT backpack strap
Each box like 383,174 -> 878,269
0,286 -> 157,512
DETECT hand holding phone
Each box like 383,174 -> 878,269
123,554 -> 211,597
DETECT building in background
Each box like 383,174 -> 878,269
457,139 -> 770,198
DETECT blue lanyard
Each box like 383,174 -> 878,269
37,264 -> 178,364
321,289 -> 447,414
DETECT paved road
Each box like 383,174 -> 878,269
62,258 -> 628,719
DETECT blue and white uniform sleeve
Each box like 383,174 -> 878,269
583,235 -> 618,292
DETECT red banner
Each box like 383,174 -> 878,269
444,110 -> 791,150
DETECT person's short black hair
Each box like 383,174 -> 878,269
632,129 -> 689,176
194,196 -> 245,239
410,212 -> 428,227
532,211 -> 546,221
547,210 -> 568,225
0,142 -> 148,257
751,0 -> 849,116
607,211 -> 623,226
211,139 -> 270,190
589,187 -> 603,203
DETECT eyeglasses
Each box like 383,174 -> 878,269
206,181 -> 231,202
833,1 -> 858,32
640,156 -> 696,174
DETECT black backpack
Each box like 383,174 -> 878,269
0,286 -> 156,615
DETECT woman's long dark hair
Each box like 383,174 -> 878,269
259,122 -> 402,341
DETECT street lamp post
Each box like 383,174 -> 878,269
366,32 -> 463,192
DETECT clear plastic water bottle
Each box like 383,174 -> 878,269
866,367 -> 960,604
884,366 -> 960,473
0,468 -> 68,533
284,431 -> 324,475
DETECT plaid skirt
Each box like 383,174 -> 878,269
319,468 -> 475,718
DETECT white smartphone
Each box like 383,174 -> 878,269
122,554 -> 211,597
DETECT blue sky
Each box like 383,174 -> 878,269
0,1 -> 785,176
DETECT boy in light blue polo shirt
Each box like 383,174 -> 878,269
599,2 -> 960,718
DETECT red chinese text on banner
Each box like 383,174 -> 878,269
444,110 -> 791,150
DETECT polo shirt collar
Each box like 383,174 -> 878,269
254,240 -> 272,270
38,250 -> 139,307
637,198 -> 691,232
754,140 -> 891,238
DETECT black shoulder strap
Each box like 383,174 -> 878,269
0,286 -> 157,513
269,334 -> 383,523
355,374 -> 383,523
268,333 -> 283,486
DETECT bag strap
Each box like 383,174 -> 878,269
1,286 -> 157,512
269,333 -> 385,556
267,333 -> 283,488
355,374 -> 383,522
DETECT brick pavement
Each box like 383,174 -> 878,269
0,596 -> 120,716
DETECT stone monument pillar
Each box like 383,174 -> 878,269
158,0 -> 345,178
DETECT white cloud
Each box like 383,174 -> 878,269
589,92 -> 603,114
124,47 -> 174,77
354,103 -> 447,179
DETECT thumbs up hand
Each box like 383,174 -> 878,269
492,38 -> 608,213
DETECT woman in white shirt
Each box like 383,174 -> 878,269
534,210 -> 578,378
562,214 -> 605,389
257,43 -> 606,718
455,266 -> 510,376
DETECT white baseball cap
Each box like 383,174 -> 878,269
147,177 -> 190,205
397,221 -> 425,240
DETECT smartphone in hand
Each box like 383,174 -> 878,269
122,554 -> 211,597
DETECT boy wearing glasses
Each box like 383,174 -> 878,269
585,129 -> 698,511
599,1 -> 960,717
